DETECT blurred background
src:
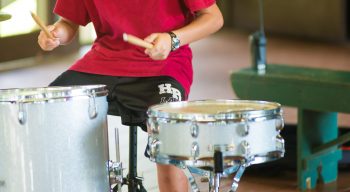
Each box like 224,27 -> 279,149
0,0 -> 350,191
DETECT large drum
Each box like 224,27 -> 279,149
0,85 -> 110,192
147,100 -> 285,168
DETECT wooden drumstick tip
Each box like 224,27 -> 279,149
122,33 -> 128,42
122,33 -> 153,49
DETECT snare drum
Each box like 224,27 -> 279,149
147,100 -> 285,168
0,85 -> 110,192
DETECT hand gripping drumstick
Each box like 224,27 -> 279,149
30,11 -> 54,39
123,33 -> 153,49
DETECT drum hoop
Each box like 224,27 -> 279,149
0,85 -> 108,103
147,99 -> 282,121
152,114 -> 281,123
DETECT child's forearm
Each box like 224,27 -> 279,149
173,3 -> 224,46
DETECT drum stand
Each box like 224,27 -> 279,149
184,151 -> 249,192
110,126 -> 147,192
126,126 -> 147,192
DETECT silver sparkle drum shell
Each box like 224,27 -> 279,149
0,85 -> 109,192
147,100 -> 285,168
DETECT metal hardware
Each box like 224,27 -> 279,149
149,139 -> 161,159
275,116 -> 284,132
17,102 -> 26,125
115,128 -> 121,162
208,144 -> 235,152
108,161 -> 123,186
110,127 -> 123,192
183,167 -> 200,192
201,177 -> 209,182
147,100 -> 281,122
250,32 -> 266,75
190,122 -> 199,138
211,173 -> 221,192
239,141 -> 251,157
223,164 -> 240,177
88,89 -> 97,119
188,166 -> 210,177
250,0 -> 267,75
191,142 -> 200,160
276,135 -> 285,152
151,120 -> 160,134
237,122 -> 249,137
214,151 -> 224,192
229,164 -> 247,192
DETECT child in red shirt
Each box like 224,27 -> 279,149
38,0 -> 223,191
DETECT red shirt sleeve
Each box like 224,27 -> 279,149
54,0 -> 90,26
183,0 -> 216,13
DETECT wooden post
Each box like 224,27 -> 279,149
297,109 -> 341,189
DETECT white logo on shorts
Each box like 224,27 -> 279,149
158,83 -> 182,103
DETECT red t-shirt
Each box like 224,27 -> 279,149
54,0 -> 215,95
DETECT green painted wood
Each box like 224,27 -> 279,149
231,64 -> 350,113
312,131 -> 350,157
230,65 -> 348,190
1,0 -> 17,8
0,13 -> 11,22
297,109 -> 341,189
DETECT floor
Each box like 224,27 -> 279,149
0,29 -> 350,191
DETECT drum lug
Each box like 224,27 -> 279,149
148,119 -> 160,134
17,102 -> 26,125
237,122 -> 249,137
275,116 -> 284,132
88,90 -> 97,119
191,142 -> 200,160
239,141 -> 251,157
190,123 -> 199,138
276,134 -> 285,152
149,138 -> 161,160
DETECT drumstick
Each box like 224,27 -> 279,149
30,11 -> 54,39
123,33 -> 153,49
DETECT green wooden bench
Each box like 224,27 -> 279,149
0,13 -> 11,22
231,64 -> 350,190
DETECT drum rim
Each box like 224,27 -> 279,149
147,99 -> 282,121
0,85 -> 108,102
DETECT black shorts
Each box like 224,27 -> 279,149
49,70 -> 187,131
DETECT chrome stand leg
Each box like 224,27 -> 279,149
208,172 -> 215,192
223,164 -> 240,176
229,164 -> 246,192
211,173 -> 222,192
187,166 -> 217,192
183,167 -> 200,192
110,128 -> 123,192
188,166 -> 214,192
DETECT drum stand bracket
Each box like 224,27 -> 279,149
184,152 -> 248,192
110,126 -> 147,192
